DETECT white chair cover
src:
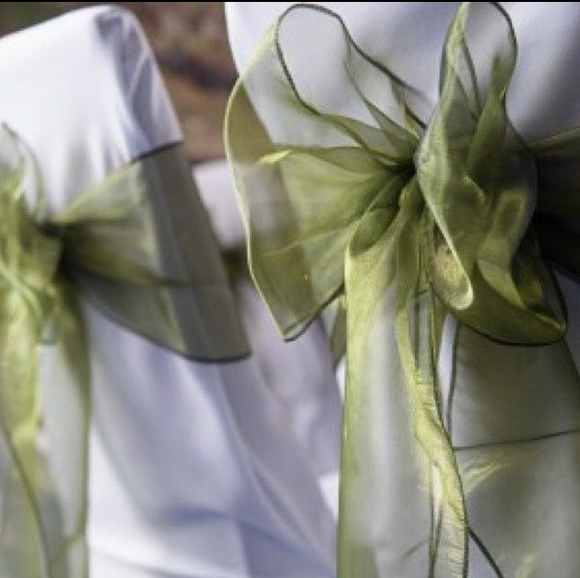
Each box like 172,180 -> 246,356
225,2 -> 580,576
0,6 -> 338,577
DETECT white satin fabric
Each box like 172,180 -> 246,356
0,6 -> 339,577
225,1 -> 580,575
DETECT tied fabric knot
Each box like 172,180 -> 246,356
226,2 -> 580,575
0,124 -> 248,578
0,141 -> 60,336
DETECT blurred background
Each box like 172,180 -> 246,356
0,2 -> 236,164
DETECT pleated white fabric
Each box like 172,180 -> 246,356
0,6 -> 339,577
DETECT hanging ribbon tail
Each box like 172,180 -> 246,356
0,124 -> 85,578
446,316 -> 580,577
338,175 -> 466,576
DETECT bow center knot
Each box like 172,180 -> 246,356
0,206 -> 62,333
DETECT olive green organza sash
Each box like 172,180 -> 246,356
226,2 -> 580,576
0,124 -> 248,578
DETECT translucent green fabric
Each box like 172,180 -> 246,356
0,125 -> 248,578
225,2 -> 580,575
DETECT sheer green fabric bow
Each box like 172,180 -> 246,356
226,2 -> 580,576
0,125 -> 248,578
